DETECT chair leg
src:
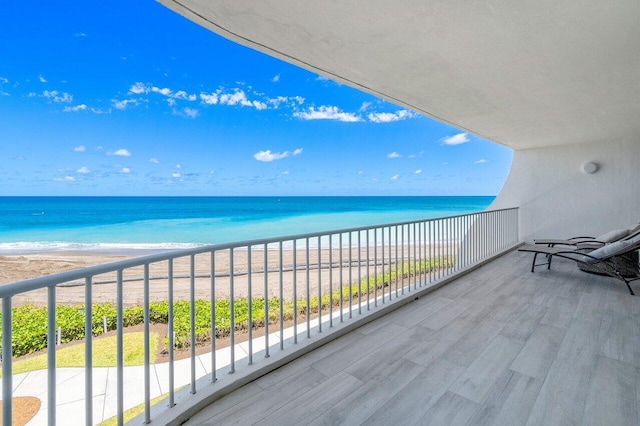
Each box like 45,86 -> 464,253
548,255 -> 552,269
531,253 -> 538,272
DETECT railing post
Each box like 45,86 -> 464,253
116,269 -> 124,425
85,276 -> 93,426
2,297 -> 13,426
47,285 -> 56,426
144,264 -> 151,423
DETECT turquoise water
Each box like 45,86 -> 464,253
0,196 -> 494,253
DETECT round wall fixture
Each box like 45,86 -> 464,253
582,162 -> 599,174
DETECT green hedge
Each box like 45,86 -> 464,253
1,257 -> 454,358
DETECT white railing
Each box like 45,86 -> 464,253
0,207 -> 518,425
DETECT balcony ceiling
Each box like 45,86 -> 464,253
160,0 -> 640,150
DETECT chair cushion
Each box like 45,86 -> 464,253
596,229 -> 629,243
586,239 -> 633,263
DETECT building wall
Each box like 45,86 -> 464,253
490,139 -> 640,241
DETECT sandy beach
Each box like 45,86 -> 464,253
0,246 -> 436,307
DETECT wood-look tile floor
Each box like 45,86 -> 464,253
185,250 -> 640,425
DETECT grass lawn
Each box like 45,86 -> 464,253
98,393 -> 169,426
6,332 -> 158,377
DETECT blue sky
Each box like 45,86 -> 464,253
0,1 -> 512,197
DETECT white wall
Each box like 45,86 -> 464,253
490,139 -> 640,241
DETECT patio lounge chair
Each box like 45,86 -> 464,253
533,223 -> 640,248
519,233 -> 640,295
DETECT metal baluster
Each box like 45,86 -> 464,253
366,230 -> 370,311
189,257 -> 196,391
293,240 -> 298,341
348,232 -> 353,319
381,227 -> 385,303
429,221 -> 433,284
144,265 -> 152,422
394,225 -> 399,297
317,236 -> 322,332
229,250 -> 235,372
416,222 -> 420,290
116,270 -> 124,424
264,244 -> 270,356
357,231 -> 362,314
168,260 -> 176,400
306,238 -> 311,338
279,242 -> 284,349
47,284 -> 56,426
374,229 -> 378,307
210,253 -> 216,381
329,234 -> 333,327
339,233 -> 343,321
248,246 -> 253,364
85,276 -> 93,425
388,226 -> 392,301
401,225 -> 405,293
2,298 -> 13,426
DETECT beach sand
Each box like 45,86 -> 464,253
0,246 -> 438,307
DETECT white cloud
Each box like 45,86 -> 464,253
390,175 -> 400,180
89,107 -> 109,114
414,169 -> 423,174
175,164 -> 181,169
120,167 -> 131,174
367,110 -> 416,123
73,145 -> 86,152
254,148 -> 303,162
77,166 -> 90,174
272,74 -> 280,83
0,77 -> 8,84
112,99 -> 138,110
358,170 -> 364,175
359,102 -> 372,112
39,75 -> 47,83
474,159 -> 488,164
442,133 -> 470,146
63,104 -> 87,112
267,95 -> 305,109
182,107 -> 199,118
293,105 -> 362,122
111,148 -> 131,157
200,93 -> 219,105
149,158 -> 159,164
387,152 -> 402,159
172,107 -> 199,118
171,90 -> 196,101
54,175 -> 75,182
172,172 -> 181,178
279,170 -> 290,176
42,90 -> 72,103
129,82 -> 148,94
75,32 -> 87,38
219,90 -> 251,107
153,86 -> 172,96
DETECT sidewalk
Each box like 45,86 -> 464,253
6,324 -> 298,425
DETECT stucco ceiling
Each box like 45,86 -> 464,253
159,0 -> 640,151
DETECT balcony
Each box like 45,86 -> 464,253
181,247 -> 640,425
3,207 -> 639,425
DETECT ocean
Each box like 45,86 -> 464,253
0,196 -> 494,253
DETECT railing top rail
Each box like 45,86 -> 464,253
0,207 -> 518,298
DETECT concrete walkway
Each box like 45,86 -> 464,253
5,323 -> 302,425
